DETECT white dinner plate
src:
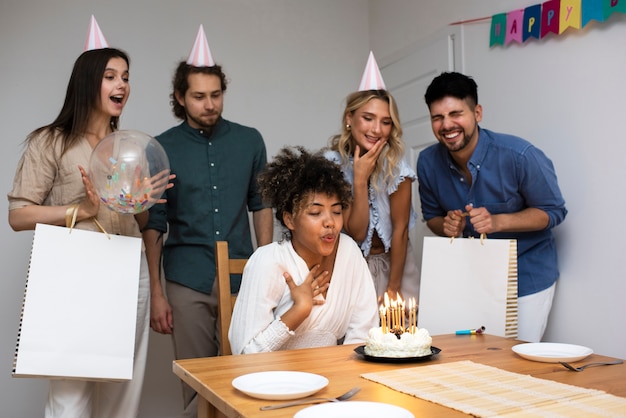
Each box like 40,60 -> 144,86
294,401 -> 414,418
231,371 -> 328,400
512,342 -> 593,363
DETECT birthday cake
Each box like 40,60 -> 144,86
364,327 -> 432,358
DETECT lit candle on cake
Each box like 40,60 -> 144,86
408,297 -> 417,334
389,298 -> 395,332
380,292 -> 411,336
399,295 -> 405,332
384,292 -> 391,332
379,305 -> 387,334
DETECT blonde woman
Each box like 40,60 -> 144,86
325,88 -> 420,303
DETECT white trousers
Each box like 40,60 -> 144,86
517,282 -> 556,343
44,253 -> 150,418
366,240 -> 420,303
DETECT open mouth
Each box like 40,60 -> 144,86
322,234 -> 336,243
111,95 -> 123,104
443,130 -> 461,140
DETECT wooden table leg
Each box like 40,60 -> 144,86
197,396 -> 211,418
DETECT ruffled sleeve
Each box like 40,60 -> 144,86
386,158 -> 417,195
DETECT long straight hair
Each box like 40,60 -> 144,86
28,48 -> 130,155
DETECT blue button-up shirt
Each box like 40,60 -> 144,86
417,128 -> 567,296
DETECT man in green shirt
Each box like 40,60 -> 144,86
143,27 -> 273,418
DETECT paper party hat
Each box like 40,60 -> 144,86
84,15 -> 109,51
358,51 -> 386,91
186,25 -> 215,67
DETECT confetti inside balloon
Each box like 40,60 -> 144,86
89,130 -> 170,214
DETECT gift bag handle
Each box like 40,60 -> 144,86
65,204 -> 110,239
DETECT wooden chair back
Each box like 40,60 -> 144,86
215,241 -> 248,356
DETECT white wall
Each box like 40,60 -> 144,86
0,1 -> 368,416
2,1 -> 625,416
370,1 -> 626,359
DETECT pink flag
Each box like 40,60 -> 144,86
84,15 -> 109,51
505,9 -> 524,44
358,51 -> 386,91
187,25 -> 215,67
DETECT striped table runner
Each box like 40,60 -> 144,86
362,360 -> 626,417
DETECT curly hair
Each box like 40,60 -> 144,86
258,146 -> 352,238
170,61 -> 228,120
328,89 -> 405,192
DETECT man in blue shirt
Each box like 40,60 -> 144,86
142,37 -> 273,416
417,72 -> 567,342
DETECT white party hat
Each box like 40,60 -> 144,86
186,25 -> 215,67
358,51 -> 386,91
84,15 -> 109,51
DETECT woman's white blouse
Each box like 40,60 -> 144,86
228,234 -> 379,354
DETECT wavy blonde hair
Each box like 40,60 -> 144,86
328,90 -> 404,191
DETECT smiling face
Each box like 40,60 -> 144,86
429,96 -> 482,158
175,72 -> 224,129
99,57 -> 130,118
283,192 -> 343,267
346,98 -> 392,156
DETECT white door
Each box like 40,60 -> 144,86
379,26 -> 464,273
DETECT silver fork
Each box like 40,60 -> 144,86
559,360 -> 623,372
259,387 -> 360,410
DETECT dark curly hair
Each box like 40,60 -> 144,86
170,61 -> 228,120
258,146 -> 352,237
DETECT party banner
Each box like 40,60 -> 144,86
484,0 -> 625,46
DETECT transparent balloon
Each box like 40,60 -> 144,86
89,130 -> 170,214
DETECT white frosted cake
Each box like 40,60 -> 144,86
364,327 -> 432,358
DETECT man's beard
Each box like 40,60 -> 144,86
441,130 -> 471,153
189,112 -> 219,130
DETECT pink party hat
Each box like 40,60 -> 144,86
358,51 -> 386,91
84,15 -> 109,51
186,25 -> 215,67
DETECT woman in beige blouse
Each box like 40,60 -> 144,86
8,47 -> 150,418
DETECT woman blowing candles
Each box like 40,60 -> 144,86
325,52 -> 420,303
228,146 -> 378,354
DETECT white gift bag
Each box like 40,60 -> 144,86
418,236 -> 518,338
13,223 -> 141,381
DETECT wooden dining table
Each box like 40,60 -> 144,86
172,334 -> 626,417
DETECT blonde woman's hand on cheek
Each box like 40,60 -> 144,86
352,139 -> 387,183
